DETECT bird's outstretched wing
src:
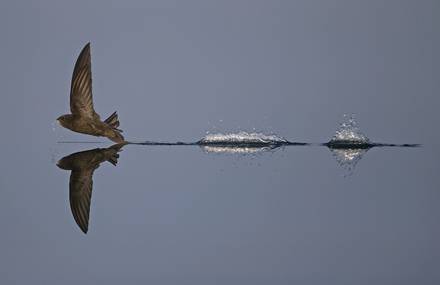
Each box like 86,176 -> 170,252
70,43 -> 98,119
69,168 -> 94,233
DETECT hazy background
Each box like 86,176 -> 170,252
0,1 -> 439,284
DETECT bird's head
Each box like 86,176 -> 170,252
56,157 -> 71,170
56,114 -> 72,128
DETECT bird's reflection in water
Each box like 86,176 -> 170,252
57,143 -> 124,233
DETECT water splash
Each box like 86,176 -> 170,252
51,121 -> 57,132
330,148 -> 368,176
201,145 -> 279,154
198,131 -> 288,145
52,120 -> 66,142
330,114 -> 370,144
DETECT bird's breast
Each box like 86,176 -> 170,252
71,118 -> 106,136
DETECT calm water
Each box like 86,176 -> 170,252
1,1 -> 439,284
2,130 -> 438,284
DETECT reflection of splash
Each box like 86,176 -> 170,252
198,131 -> 288,145
330,114 -> 370,144
201,145 -> 279,154
330,148 -> 368,176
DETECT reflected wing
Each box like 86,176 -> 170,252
70,43 -> 97,118
69,168 -> 94,233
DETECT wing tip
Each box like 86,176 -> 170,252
82,42 -> 91,56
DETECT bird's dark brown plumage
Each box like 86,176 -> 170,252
57,144 -> 124,233
57,43 -> 125,143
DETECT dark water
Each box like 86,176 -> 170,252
1,1 -> 440,284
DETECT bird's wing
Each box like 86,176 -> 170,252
70,43 -> 98,119
69,168 -> 94,233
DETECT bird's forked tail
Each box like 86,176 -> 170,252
105,111 -> 125,143
104,111 -> 123,132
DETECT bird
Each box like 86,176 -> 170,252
57,144 -> 125,233
57,43 -> 125,143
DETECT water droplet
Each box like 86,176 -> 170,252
330,114 -> 369,143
